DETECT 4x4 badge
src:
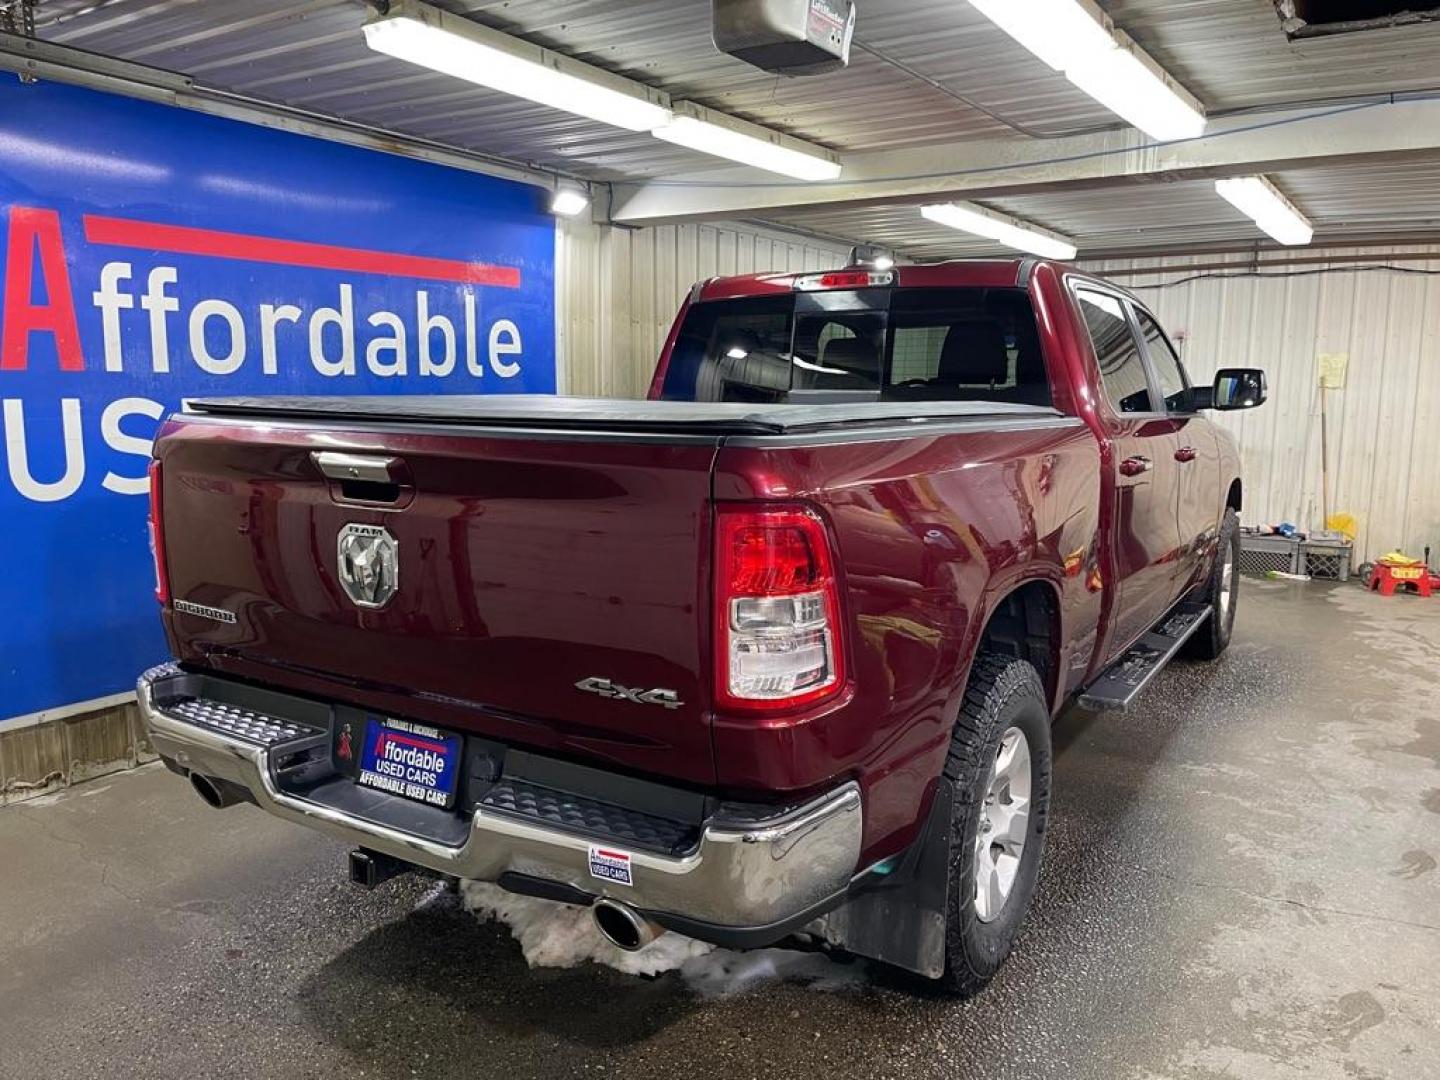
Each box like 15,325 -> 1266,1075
575,676 -> 683,710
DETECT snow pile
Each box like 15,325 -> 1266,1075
458,880 -> 863,996
459,881 -> 713,976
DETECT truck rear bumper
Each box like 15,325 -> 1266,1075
137,663 -> 863,945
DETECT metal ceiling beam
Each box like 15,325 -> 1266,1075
610,98 -> 1440,225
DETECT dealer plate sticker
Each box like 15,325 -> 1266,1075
588,845 -> 634,887
357,717 -> 460,809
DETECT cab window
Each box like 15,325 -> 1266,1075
1135,309 -> 1190,412
1077,290 -> 1153,414
660,287 -> 1050,406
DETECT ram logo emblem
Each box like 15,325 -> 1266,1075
337,523 -> 398,609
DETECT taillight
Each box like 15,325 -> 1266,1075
147,458 -> 170,605
714,505 -> 845,713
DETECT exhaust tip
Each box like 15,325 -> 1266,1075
190,772 -> 226,808
188,772 -> 250,809
592,898 -> 660,952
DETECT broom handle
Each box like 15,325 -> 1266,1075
1320,386 -> 1330,526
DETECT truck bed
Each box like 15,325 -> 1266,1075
155,391 -> 1090,800
183,395 -> 1066,436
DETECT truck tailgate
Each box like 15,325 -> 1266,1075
155,417 -> 719,785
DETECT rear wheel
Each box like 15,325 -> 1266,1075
935,653 -> 1053,997
1185,508 -> 1240,660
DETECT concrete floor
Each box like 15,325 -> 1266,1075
1,580 -> 1437,1080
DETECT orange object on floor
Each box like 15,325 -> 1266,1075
1368,562 -> 1433,597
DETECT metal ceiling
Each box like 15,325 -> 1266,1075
24,0 -> 1440,257
37,0 -> 1440,170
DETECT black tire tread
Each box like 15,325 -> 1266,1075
936,652 -> 1051,996
1186,508 -> 1239,660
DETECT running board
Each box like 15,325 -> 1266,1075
1078,601 -> 1211,710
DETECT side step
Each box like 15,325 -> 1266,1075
1078,601 -> 1211,710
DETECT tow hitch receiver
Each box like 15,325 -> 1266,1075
348,848 -> 409,890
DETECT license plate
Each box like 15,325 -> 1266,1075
357,716 -> 460,809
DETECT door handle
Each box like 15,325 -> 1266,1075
1174,446 -> 1198,463
1119,455 -> 1153,477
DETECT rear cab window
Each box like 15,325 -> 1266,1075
660,287 -> 1051,406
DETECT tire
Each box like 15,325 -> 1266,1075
1185,508 -> 1240,660
934,653 -> 1053,997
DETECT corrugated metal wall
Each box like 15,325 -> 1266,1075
1089,248 -> 1440,563
556,218 -> 850,398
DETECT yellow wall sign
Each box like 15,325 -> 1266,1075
1318,352 -> 1349,389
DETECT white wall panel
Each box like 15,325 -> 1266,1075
1091,248 -> 1440,563
557,218 -> 849,399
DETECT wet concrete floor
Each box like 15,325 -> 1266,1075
1,580 -> 1436,1079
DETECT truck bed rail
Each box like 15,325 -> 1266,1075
182,394 -> 1067,437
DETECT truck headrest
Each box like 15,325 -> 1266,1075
819,336 -> 879,379
938,321 -> 1009,385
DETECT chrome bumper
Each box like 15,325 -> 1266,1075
137,665 -> 862,934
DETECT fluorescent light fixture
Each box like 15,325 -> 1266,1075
363,0 -> 671,132
965,0 -> 1117,71
549,182 -> 590,217
921,202 -> 1078,261
1064,39 -> 1207,141
652,102 -> 842,181
1215,176 -> 1314,246
965,0 -> 1206,141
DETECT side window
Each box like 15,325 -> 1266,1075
1135,309 -> 1190,412
1077,290 -> 1154,414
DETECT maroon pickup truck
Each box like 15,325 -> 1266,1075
138,258 -> 1265,993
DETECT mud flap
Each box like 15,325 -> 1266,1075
807,777 -> 954,979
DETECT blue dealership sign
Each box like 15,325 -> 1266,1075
1,81 -> 556,723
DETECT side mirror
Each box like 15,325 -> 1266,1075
1209,367 -> 1267,410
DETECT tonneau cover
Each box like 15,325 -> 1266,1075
182,394 -> 1064,435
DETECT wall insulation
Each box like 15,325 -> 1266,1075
556,217 -> 850,398
1089,247 -> 1440,564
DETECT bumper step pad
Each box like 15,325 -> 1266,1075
165,698 -> 317,748
141,663 -> 329,750
481,778 -> 698,856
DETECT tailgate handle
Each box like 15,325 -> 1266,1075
312,451 -> 410,506
314,452 -> 400,483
